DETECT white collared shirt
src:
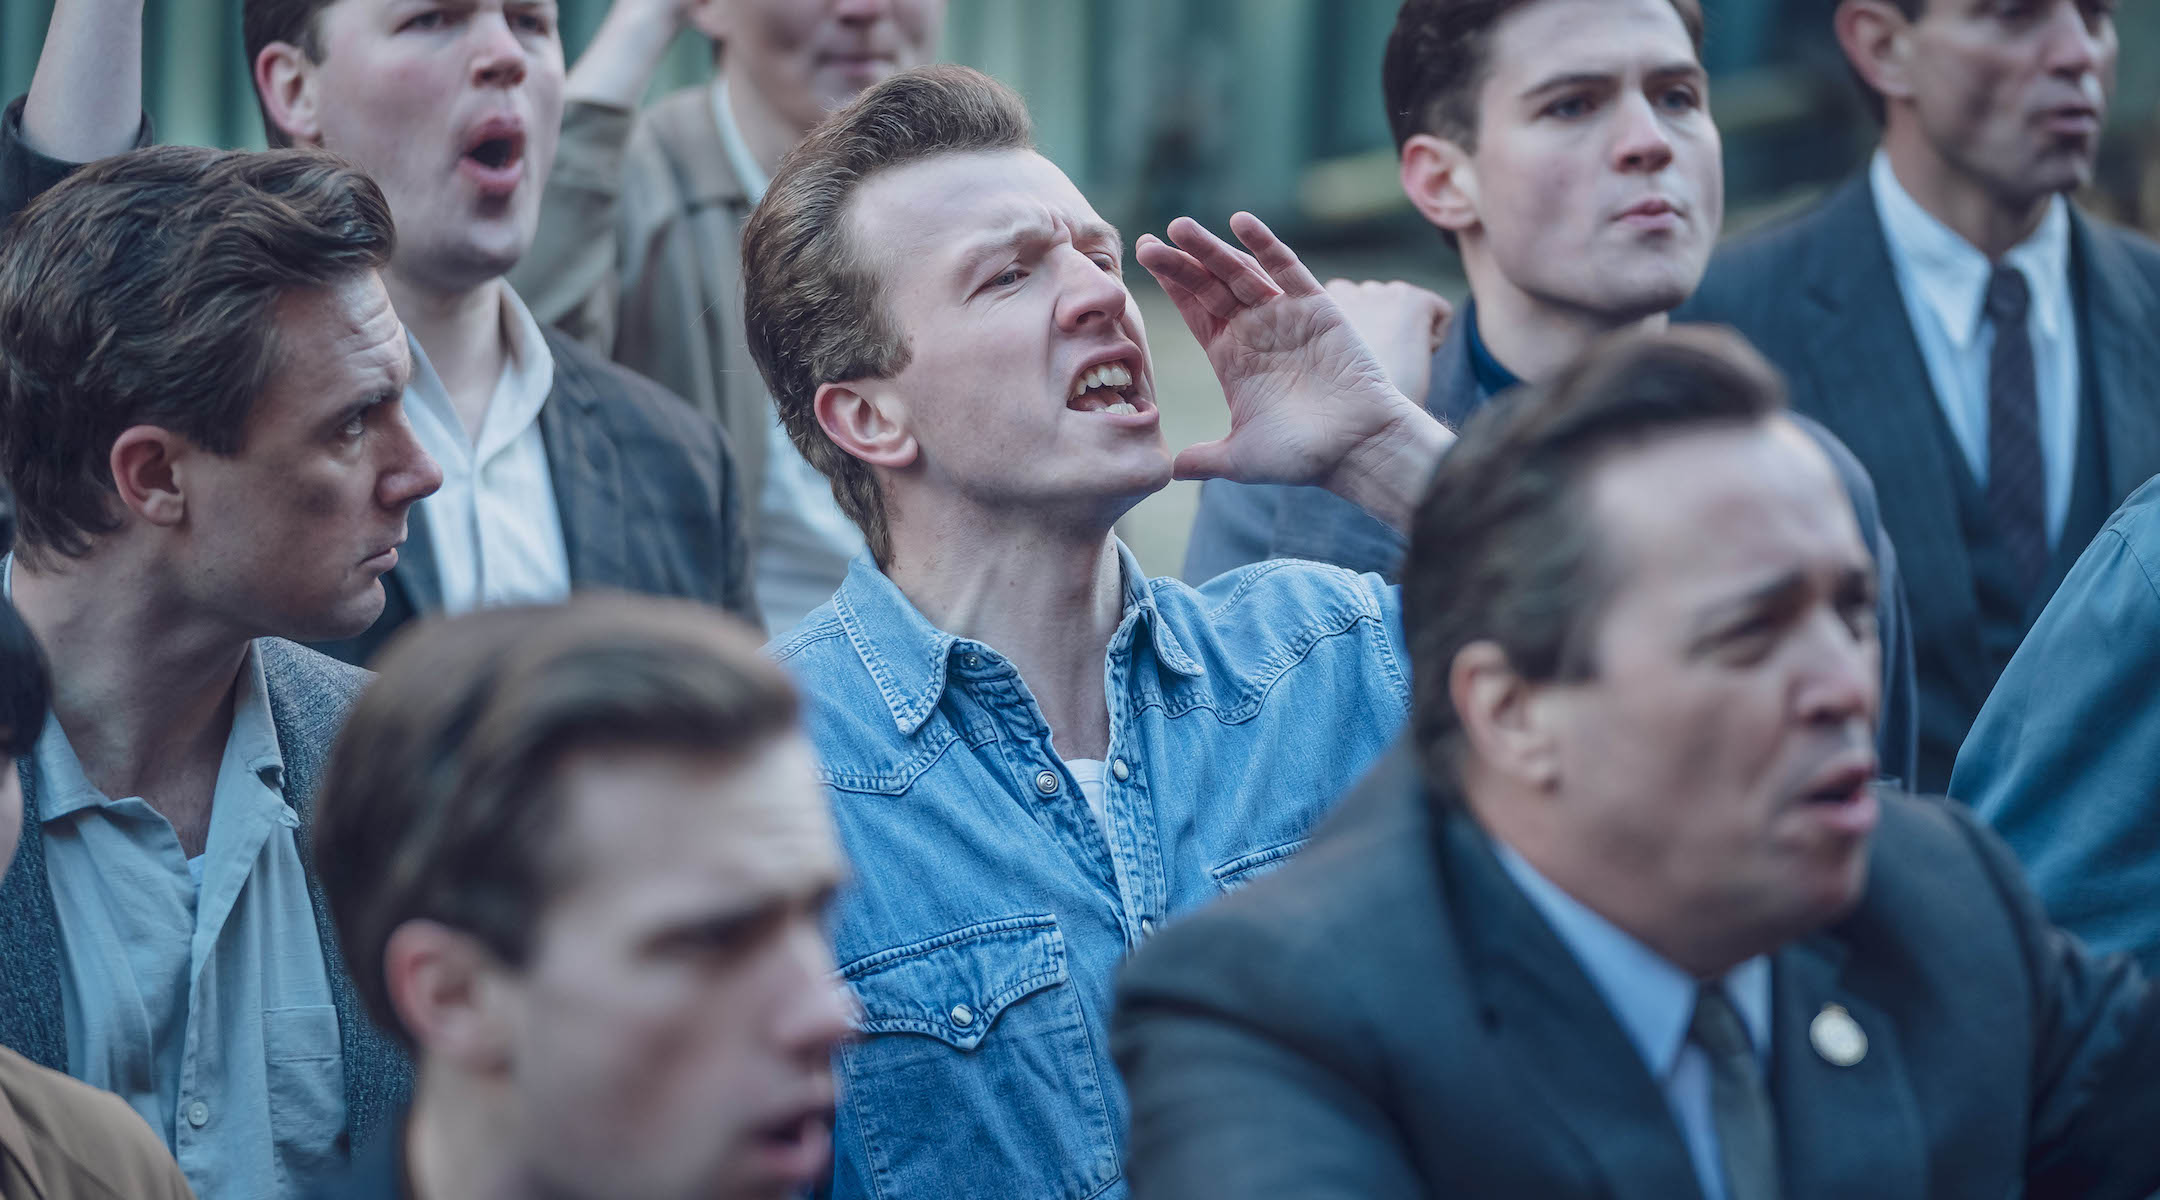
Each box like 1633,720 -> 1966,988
1871,150 -> 2081,545
1497,842 -> 1771,1200
402,285 -> 572,614
712,75 -> 867,636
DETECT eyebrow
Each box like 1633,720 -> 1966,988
1684,563 -> 1876,653
951,218 -> 1125,284
1519,59 -> 1706,101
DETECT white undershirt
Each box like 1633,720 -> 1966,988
712,76 -> 867,635
402,285 -> 573,614
1063,758 -> 1113,847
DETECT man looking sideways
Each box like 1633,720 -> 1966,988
514,0 -> 947,634
743,64 -> 1502,1199
304,597 -> 855,1200
10,0 -> 757,665
0,146 -> 431,1198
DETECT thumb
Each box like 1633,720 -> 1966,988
1173,438 -> 1238,482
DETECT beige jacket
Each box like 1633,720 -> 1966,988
0,1046 -> 194,1200
511,89 -> 774,539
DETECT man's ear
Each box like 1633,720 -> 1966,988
109,427 -> 189,531
1449,640 -> 1562,791
255,41 -> 326,147
1401,133 -> 1481,243
384,920 -> 516,1073
1834,0 -> 1916,109
814,382 -> 918,472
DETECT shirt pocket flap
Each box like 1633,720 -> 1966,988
842,914 -> 1066,1052
1211,837 -> 1310,892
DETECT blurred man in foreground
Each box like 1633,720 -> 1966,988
305,596 -> 855,1200
515,0 -> 947,633
1115,329 -> 2160,1200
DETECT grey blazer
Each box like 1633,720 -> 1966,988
1678,173 -> 2160,792
1180,301 -> 1922,789
0,639 -> 411,1154
311,324 -> 758,665
1113,742 -> 2160,1200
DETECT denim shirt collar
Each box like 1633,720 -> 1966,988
831,539 -> 1204,736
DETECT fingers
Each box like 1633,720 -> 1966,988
1136,235 -> 1225,341
1163,216 -> 1284,311
1172,438 -> 1237,483
1228,211 -> 1327,300
1138,232 -> 1250,325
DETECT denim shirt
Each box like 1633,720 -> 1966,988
772,541 -> 1410,1200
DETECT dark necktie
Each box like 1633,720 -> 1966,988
1690,985 -> 1782,1200
1984,266 -> 2047,596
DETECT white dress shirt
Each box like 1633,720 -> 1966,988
402,286 -> 572,614
712,76 -> 868,636
1871,150 -> 2081,546
1497,842 -> 1772,1200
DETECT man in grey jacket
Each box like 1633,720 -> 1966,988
0,146 -> 429,1198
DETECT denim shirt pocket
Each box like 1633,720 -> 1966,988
837,915 -> 1122,1200
1211,837 -> 1310,894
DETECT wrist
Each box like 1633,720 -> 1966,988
1327,400 -> 1453,535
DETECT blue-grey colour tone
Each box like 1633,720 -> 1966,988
1679,173 -> 2160,793
773,541 -> 1409,1200
1954,473 -> 2160,974
1113,742 -> 2160,1200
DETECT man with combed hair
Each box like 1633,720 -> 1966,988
0,146 -> 433,1198
303,596 -> 855,1200
1184,0 -> 1920,787
737,62 -> 1526,1198
1678,0 -> 2160,792
513,0 -> 947,634
0,488 -> 195,1199
8,0 -> 757,664
1114,328 -> 2160,1200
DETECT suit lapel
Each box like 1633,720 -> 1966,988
2070,210 -> 2160,509
537,335 -> 632,589
1798,177 -> 1981,648
1443,814 -> 1706,1200
1769,932 -> 1928,1199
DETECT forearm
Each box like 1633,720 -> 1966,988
565,0 -> 686,110
22,0 -> 143,162
1327,406 -> 1454,536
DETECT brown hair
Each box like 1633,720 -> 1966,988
1404,326 -> 1786,786
1383,0 -> 1706,152
0,145 -> 394,568
243,0 -> 336,148
740,65 -> 1034,566
311,595 -> 802,1046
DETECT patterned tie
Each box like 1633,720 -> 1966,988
1984,266 -> 2047,597
1690,985 -> 1783,1200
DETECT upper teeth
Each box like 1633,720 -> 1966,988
1073,363 -> 1134,398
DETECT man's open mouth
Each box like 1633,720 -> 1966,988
464,132 -> 524,171
1068,360 -> 1141,415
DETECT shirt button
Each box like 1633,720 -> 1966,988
186,1100 -> 210,1128
950,1003 -> 976,1028
1139,918 -> 1156,936
1112,758 -> 1131,782
1035,770 -> 1059,795
963,653 -> 982,668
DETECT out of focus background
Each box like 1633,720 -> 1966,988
3,0 -> 2156,573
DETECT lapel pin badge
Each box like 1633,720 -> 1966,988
1810,1003 -> 1867,1067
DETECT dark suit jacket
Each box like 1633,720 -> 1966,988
1679,173 -> 2160,792
1113,743 -> 2160,1200
1180,300 -> 1921,788
310,324 -> 756,665
0,640 -> 412,1157
0,98 -> 756,668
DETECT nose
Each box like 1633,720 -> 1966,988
775,927 -> 858,1060
1796,607 -> 1879,731
1611,92 -> 1676,175
470,12 -> 530,89
1052,247 -> 1129,335
2040,0 -> 2108,80
832,0 -> 890,20
378,403 -> 445,511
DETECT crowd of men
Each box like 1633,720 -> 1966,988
0,0 -> 2155,1197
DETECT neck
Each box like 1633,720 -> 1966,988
406,1062 -> 525,1200
1881,125 -> 2052,260
724,72 -> 811,182
10,551 -> 248,816
386,270 -> 510,439
883,512 -> 1125,760
1461,260 -> 1670,383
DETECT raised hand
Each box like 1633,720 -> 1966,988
1323,279 -> 1453,410
1136,212 -> 1452,533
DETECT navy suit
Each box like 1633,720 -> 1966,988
1679,174 -> 2160,792
1182,301 -> 1921,789
1114,743 -> 2160,1200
